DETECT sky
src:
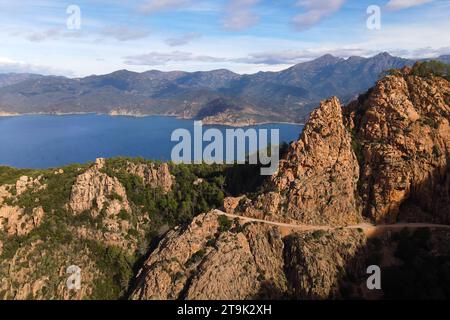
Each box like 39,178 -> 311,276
0,0 -> 449,77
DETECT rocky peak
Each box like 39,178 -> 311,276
344,72 -> 450,223
125,161 -> 173,193
269,97 -> 362,226
15,175 -> 45,195
69,158 -> 131,217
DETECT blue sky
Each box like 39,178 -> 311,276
0,0 -> 449,77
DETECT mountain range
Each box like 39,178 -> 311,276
0,52 -> 448,123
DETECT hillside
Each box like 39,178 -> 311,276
0,158 -> 243,299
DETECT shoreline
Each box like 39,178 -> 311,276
0,111 -> 305,127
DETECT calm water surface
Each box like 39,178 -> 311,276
0,114 -> 303,169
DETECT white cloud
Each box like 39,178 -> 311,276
139,0 -> 189,14
0,56 -> 72,75
12,27 -> 83,43
124,51 -> 228,66
293,0 -> 346,30
386,0 -> 433,11
223,0 -> 261,31
165,32 -> 201,46
233,48 -> 374,65
407,46 -> 450,57
11,26 -> 150,43
25,27 -> 61,42
100,26 -> 151,41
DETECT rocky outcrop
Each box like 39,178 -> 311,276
0,206 -> 44,236
0,185 -> 12,205
131,211 -> 288,300
232,97 -> 363,226
283,229 -> 366,299
130,210 -> 370,300
131,212 -> 221,300
345,70 -> 450,223
0,158 -> 158,300
15,175 -> 46,196
223,196 -> 245,214
0,177 -> 46,237
69,158 -> 131,217
0,241 -> 101,300
125,162 -> 173,193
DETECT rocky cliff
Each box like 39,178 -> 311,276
271,97 -> 362,226
345,68 -> 449,223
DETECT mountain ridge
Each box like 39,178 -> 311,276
0,53 -> 448,124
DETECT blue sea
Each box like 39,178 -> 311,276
0,114 -> 304,169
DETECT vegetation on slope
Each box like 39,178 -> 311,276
0,156 -> 276,299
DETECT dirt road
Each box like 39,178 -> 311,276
212,209 -> 450,236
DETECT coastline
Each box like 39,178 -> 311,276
0,111 -> 305,126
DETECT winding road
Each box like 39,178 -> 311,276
212,209 -> 450,236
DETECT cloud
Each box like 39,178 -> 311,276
12,26 -> 150,43
236,45 -> 450,66
0,56 -> 72,75
223,0 -> 261,31
123,43 -> 450,69
100,26 -> 151,41
233,48 -> 380,65
386,0 -> 433,11
25,27 -> 61,42
293,0 -> 346,31
124,51 -> 227,66
14,27 -> 82,43
403,46 -> 450,58
235,45 -> 450,66
165,32 -> 201,46
139,0 -> 189,14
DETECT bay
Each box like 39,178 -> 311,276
0,114 -> 303,169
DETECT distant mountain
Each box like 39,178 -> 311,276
437,55 -> 450,64
0,52 -> 444,124
0,73 -> 44,88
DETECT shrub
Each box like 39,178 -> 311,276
312,230 -> 327,239
411,61 -> 450,81
187,249 -> 206,265
118,209 -> 131,221
218,215 -> 232,232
